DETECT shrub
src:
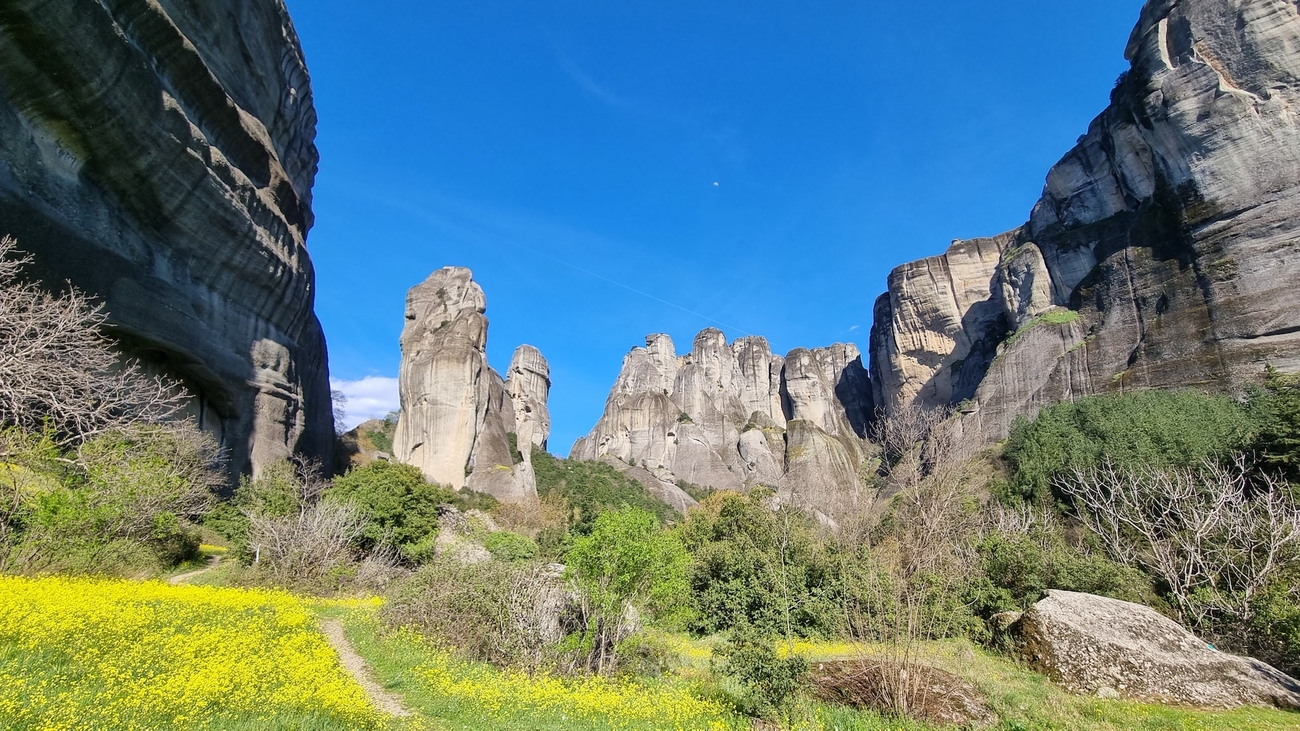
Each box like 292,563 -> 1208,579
566,508 -> 691,673
0,424 -> 221,575
679,490 -> 843,637
1246,366 -> 1300,483
714,624 -> 808,723
483,530 -> 538,562
1004,390 -> 1253,502
382,559 -> 569,670
326,461 -> 454,563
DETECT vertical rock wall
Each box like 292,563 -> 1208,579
869,0 -> 1300,441
393,267 -> 549,503
0,0 -> 333,478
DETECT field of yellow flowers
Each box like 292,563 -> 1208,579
0,575 -> 385,730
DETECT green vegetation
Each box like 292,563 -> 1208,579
327,462 -> 454,563
1003,389 -> 1254,502
715,624 -> 809,723
680,490 -> 845,637
1,425 -> 220,576
1247,366 -> 1300,483
532,449 -> 676,535
1004,308 -> 1081,348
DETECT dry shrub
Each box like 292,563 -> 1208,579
382,559 -> 573,670
809,659 -> 993,727
247,501 -> 365,587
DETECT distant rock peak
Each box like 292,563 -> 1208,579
394,268 -> 549,503
572,328 -> 874,521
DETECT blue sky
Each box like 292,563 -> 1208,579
291,0 -> 1143,454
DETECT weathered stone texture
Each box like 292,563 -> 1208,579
393,267 -> 547,503
572,329 -> 874,520
0,0 -> 331,478
869,0 -> 1300,441
1014,590 -> 1300,709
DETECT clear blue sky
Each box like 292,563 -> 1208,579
291,0 -> 1143,454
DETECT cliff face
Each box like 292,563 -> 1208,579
571,329 -> 874,521
870,0 -> 1300,439
0,0 -> 331,477
393,267 -> 549,503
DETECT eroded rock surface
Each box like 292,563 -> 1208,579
572,329 -> 874,520
869,0 -> 1300,440
0,0 -> 332,478
1014,590 -> 1300,709
393,267 -> 548,503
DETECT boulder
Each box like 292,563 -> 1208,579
1014,590 -> 1300,709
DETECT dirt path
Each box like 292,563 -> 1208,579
167,555 -> 221,586
320,619 -> 413,718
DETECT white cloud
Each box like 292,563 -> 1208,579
849,325 -> 861,332
330,376 -> 400,431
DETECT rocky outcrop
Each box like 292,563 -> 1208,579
1013,590 -> 1300,709
870,0 -> 1300,440
392,267 -> 549,503
0,0 -> 332,479
572,329 -> 874,520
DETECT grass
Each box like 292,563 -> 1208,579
1,574 -> 1296,731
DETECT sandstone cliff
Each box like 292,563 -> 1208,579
393,267 -> 549,503
572,329 -> 874,521
870,0 -> 1300,440
0,0 -> 331,478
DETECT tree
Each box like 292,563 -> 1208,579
1058,454 -> 1300,631
326,461 -> 454,563
565,508 -> 690,674
1248,366 -> 1300,483
0,237 -> 185,447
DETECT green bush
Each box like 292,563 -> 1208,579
1,424 -> 220,576
566,508 -> 692,673
714,623 -> 808,723
1004,390 -> 1253,502
679,490 -> 844,637
975,527 -> 1157,613
326,461 -> 455,563
1246,366 -> 1300,483
532,450 -> 674,534
483,530 -> 538,562
1249,575 -> 1300,676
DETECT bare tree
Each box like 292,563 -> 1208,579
0,237 -> 186,446
1058,454 -> 1300,628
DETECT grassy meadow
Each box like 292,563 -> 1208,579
2,575 -> 1297,731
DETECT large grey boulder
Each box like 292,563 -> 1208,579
1015,590 -> 1300,709
392,267 -> 548,503
0,0 -> 333,479
572,329 -> 875,520
869,0 -> 1300,441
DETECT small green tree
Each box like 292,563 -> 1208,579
326,461 -> 454,563
1247,366 -> 1300,483
715,623 -> 808,724
565,507 -> 690,673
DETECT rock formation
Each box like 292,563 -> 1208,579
0,0 -> 332,479
571,329 -> 874,521
1013,590 -> 1300,709
393,267 -> 549,503
870,0 -> 1300,441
